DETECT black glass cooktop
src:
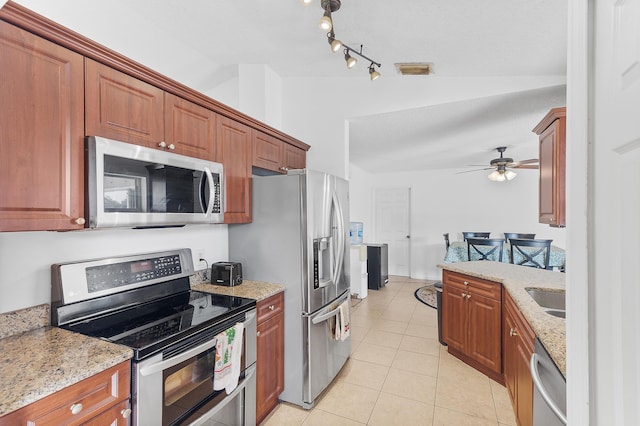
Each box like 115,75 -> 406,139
63,289 -> 255,360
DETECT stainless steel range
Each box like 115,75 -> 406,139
51,249 -> 256,426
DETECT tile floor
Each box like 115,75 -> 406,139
260,276 -> 517,426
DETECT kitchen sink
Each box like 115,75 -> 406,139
526,288 -> 566,318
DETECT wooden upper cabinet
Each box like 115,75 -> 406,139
217,116 -> 252,223
0,21 -> 85,231
164,92 -> 217,160
533,107 -> 566,227
253,130 -> 306,174
85,58 -> 164,147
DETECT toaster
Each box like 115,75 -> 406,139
211,261 -> 243,286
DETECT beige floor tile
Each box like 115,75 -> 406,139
391,349 -> 440,377
351,342 -> 398,366
433,406 -> 499,426
438,353 -> 491,383
370,318 -> 409,334
411,306 -> 439,326
349,324 -> 368,345
338,358 -> 390,390
399,335 -> 441,357
379,307 -> 415,323
405,323 -> 439,340
351,313 -> 377,328
490,380 -> 517,426
435,376 -> 497,422
368,392 -> 434,426
301,409 -> 366,426
260,402 -> 309,426
314,381 -> 380,423
381,368 -> 437,404
362,329 -> 404,349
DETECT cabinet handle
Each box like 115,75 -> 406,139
269,305 -> 275,311
121,408 -> 132,419
73,217 -> 86,225
466,294 -> 471,300
463,281 -> 469,286
256,331 -> 261,337
70,403 -> 83,415
509,327 -> 519,337
168,143 -> 175,150
461,292 -> 467,298
158,141 -> 167,148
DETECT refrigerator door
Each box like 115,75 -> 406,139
303,171 -> 350,314
302,289 -> 351,405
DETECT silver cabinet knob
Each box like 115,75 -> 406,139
509,327 -> 519,337
461,292 -> 467,298
463,281 -> 469,286
269,305 -> 275,311
256,331 -> 261,337
168,143 -> 175,150
73,218 -> 86,225
466,294 -> 471,299
70,403 -> 83,415
158,141 -> 167,148
121,408 -> 132,419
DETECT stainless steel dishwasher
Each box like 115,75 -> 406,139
530,337 -> 567,425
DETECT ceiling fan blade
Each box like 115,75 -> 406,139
510,164 -> 539,169
455,167 -> 493,174
510,158 -> 539,166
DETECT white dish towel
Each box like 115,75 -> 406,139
336,300 -> 350,341
213,322 -> 244,394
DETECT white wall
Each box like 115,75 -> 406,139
349,165 -> 566,280
0,226 -> 228,313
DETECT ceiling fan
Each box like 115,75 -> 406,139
458,146 -> 539,181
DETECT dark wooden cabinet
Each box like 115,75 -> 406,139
217,116 -> 252,223
256,293 -> 284,424
503,289 -> 535,426
442,270 -> 503,382
253,131 -> 306,174
85,58 -> 165,147
0,361 -> 131,425
533,107 -> 566,227
164,92 -> 217,160
0,21 -> 85,232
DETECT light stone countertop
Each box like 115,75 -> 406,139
0,326 -> 133,417
438,261 -> 566,376
191,279 -> 285,301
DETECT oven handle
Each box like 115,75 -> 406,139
139,337 -> 217,377
187,363 -> 256,426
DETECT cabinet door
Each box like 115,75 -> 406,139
256,312 -> 284,424
515,337 -> 534,426
283,144 -> 306,170
0,22 -> 85,231
164,92 -> 216,160
253,131 -> 284,173
467,293 -> 502,374
503,304 -> 518,404
217,116 -> 252,223
441,285 -> 467,353
535,108 -> 566,227
85,58 -> 164,147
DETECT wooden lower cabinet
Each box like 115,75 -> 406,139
503,289 -> 535,426
256,293 -> 284,424
0,361 -> 131,425
0,21 -> 85,232
442,270 -> 503,383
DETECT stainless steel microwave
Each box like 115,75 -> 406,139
86,136 -> 224,228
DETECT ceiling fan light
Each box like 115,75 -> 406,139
505,169 -> 517,180
318,12 -> 333,31
301,0 -> 313,5
488,170 -> 501,181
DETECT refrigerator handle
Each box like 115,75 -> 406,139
331,192 -> 345,286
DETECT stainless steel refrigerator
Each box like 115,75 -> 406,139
229,170 -> 351,409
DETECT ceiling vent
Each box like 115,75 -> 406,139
394,62 -> 433,76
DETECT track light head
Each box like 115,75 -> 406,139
318,10 -> 332,31
369,63 -> 380,80
344,49 -> 357,68
328,32 -> 342,52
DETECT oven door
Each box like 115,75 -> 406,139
133,309 -> 256,426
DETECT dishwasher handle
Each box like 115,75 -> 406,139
530,353 -> 567,425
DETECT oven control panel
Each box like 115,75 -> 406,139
52,248 -> 195,305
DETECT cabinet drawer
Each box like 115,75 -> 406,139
0,361 -> 130,425
257,292 -> 284,324
443,270 -> 501,301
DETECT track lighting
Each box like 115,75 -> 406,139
369,63 -> 381,80
344,50 -> 357,68
328,31 -> 342,53
306,0 -> 382,79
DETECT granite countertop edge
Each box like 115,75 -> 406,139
438,261 -> 566,376
191,279 -> 285,301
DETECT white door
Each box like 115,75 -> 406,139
374,187 -> 410,276
589,0 -> 640,424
